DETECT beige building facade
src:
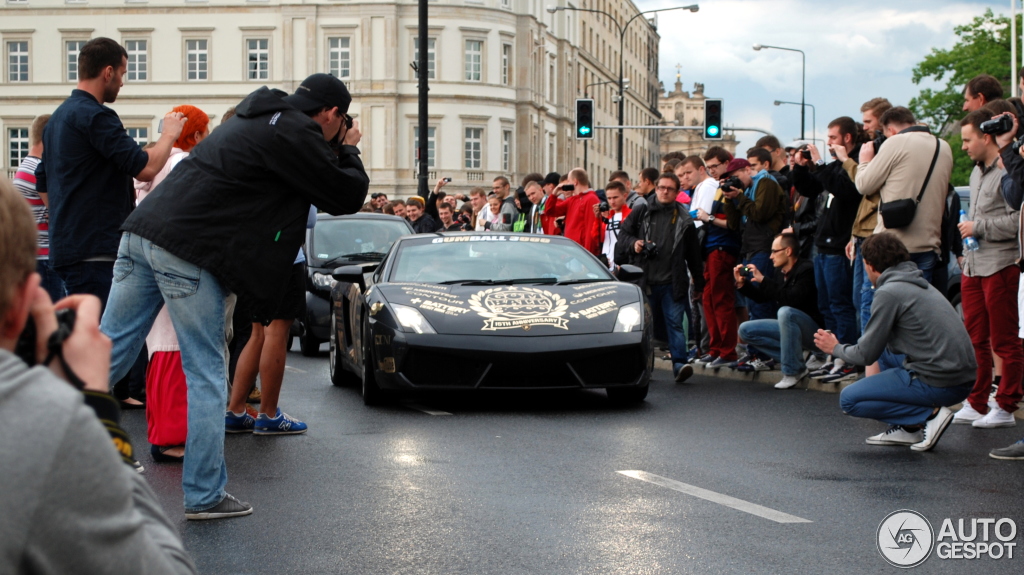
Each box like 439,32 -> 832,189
657,70 -> 737,160
1,0 -> 663,196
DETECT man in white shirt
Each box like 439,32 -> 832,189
597,181 -> 630,270
678,156 -> 716,228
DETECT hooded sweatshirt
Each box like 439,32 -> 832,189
831,261 -> 976,388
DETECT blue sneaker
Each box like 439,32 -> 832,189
253,408 -> 308,436
225,409 -> 255,434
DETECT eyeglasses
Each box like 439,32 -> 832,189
770,248 -> 787,254
656,185 -> 677,191
706,162 -> 722,170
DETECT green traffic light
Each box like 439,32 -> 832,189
579,126 -> 591,135
707,125 -> 720,137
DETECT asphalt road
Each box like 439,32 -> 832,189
122,343 -> 1024,574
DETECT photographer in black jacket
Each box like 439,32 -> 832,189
616,172 -> 704,383
790,116 -> 865,383
735,233 -> 823,389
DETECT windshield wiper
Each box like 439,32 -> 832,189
555,278 -> 610,285
322,252 -> 387,267
439,277 -> 559,286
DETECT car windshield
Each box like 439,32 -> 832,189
310,218 -> 410,263
389,236 -> 614,284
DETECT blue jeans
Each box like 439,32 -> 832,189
54,260 -> 115,308
814,253 -> 859,344
852,240 -> 866,333
37,259 -> 66,304
839,368 -> 971,426
649,283 -> 690,373
878,251 -> 937,370
738,307 -> 819,376
101,233 -> 232,512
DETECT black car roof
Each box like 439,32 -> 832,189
395,231 -> 577,244
314,212 -> 410,223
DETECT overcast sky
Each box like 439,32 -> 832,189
635,0 -> 1012,153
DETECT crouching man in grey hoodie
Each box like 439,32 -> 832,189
814,233 -> 976,452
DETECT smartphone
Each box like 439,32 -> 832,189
443,177 -> 452,183
560,183 -> 574,192
801,150 -> 812,161
157,119 -> 163,133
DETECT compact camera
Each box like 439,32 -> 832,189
597,201 -> 611,212
739,265 -> 755,280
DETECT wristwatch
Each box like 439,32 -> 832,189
815,158 -> 826,167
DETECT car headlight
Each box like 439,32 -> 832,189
392,304 -> 437,334
613,302 -> 642,333
312,272 -> 337,290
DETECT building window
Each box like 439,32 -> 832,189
413,126 -> 436,169
65,40 -> 87,82
126,127 -> 148,147
125,40 -> 147,81
8,127 -> 29,168
502,129 -> 512,173
464,128 -> 482,169
327,37 -> 351,79
246,38 -> 269,80
7,41 -> 29,83
413,37 -> 435,80
464,40 -> 482,82
185,39 -> 208,81
548,58 -> 556,102
501,43 -> 511,86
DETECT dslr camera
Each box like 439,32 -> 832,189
597,201 -> 611,212
639,241 -> 659,259
979,100 -> 1024,151
721,176 -> 743,192
871,130 -> 887,154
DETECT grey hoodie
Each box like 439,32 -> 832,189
831,261 -> 976,388
0,350 -> 196,574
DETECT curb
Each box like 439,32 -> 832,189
655,358 -> 1024,418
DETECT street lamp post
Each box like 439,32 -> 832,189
774,100 -> 815,144
754,43 -> 806,140
550,4 -> 699,170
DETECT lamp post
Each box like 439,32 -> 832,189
774,100 -> 815,144
550,4 -> 699,170
754,43 -> 806,140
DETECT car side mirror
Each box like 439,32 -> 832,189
617,264 -> 644,283
332,265 -> 370,288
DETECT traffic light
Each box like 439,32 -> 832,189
575,99 -> 594,140
704,99 -> 723,140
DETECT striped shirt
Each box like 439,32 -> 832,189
13,155 -> 49,259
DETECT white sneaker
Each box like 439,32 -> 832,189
911,407 -> 954,452
866,425 -> 924,446
972,407 -> 1017,429
805,355 -> 828,371
775,369 -> 809,389
952,403 -> 985,424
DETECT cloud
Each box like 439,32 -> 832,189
633,0 -> 1007,153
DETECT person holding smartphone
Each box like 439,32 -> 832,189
542,168 -> 602,255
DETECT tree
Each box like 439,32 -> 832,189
909,9 -> 1018,185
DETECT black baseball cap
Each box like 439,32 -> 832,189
283,73 -> 352,114
543,172 -> 561,186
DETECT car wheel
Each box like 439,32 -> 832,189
329,312 -> 358,387
299,325 -> 320,357
606,384 -> 649,406
951,292 -> 963,321
361,320 -> 388,406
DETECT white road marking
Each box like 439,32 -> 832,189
617,470 -> 812,524
284,365 -> 306,374
404,404 -> 452,416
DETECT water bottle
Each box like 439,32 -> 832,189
960,210 -> 979,252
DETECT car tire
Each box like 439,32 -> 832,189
606,384 -> 649,406
299,331 -> 320,357
329,312 -> 358,387
361,321 -> 389,406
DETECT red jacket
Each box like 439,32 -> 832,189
544,191 -> 602,255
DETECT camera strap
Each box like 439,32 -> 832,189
914,138 -> 941,206
42,330 -> 87,391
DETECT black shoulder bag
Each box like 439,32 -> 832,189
877,137 -> 940,229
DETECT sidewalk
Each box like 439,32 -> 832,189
656,357 -> 1024,419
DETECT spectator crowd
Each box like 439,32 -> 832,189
2,35 -> 1024,573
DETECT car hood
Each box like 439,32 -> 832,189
378,282 -> 641,336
